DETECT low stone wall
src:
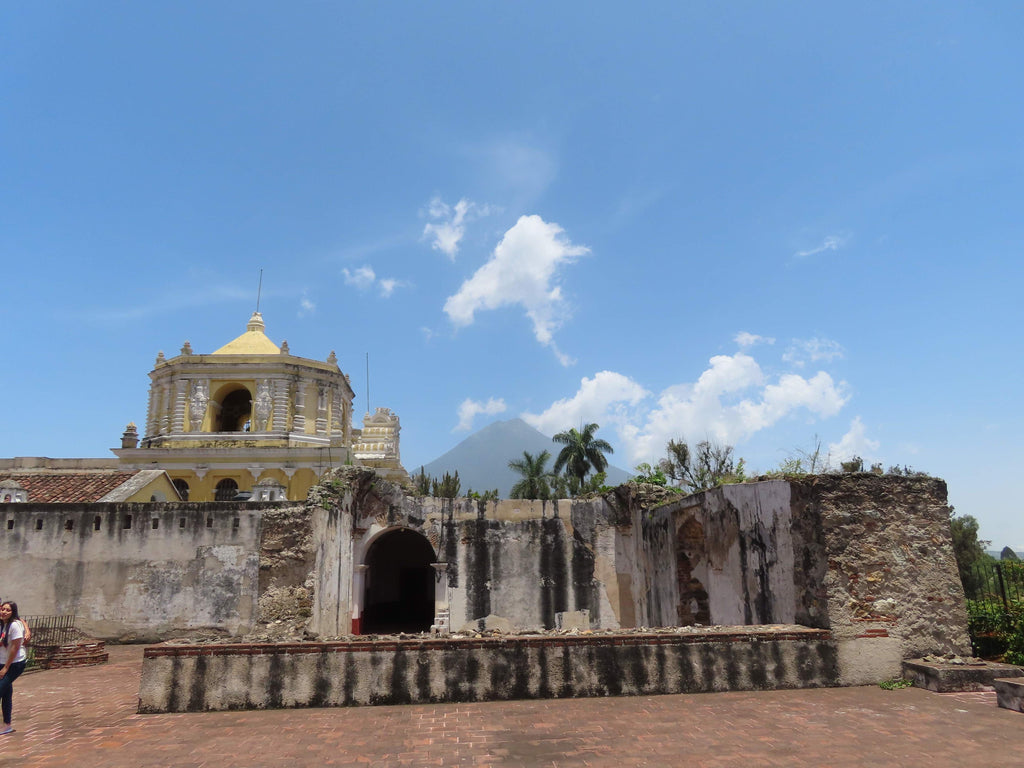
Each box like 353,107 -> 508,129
137,625 -> 838,712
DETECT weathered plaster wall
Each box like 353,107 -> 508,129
2,470 -> 970,690
312,471 -> 622,634
138,627 -> 838,712
619,481 -> 802,630
0,502 -> 286,640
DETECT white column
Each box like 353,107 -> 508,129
293,379 -> 306,433
430,562 -> 450,635
352,564 -> 368,634
315,384 -> 328,435
271,378 -> 289,433
171,379 -> 188,434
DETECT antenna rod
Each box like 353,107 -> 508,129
365,352 -> 370,415
255,269 -> 264,313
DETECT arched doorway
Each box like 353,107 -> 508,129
362,529 -> 436,634
218,388 -> 253,432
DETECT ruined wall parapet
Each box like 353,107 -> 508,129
790,473 -> 970,668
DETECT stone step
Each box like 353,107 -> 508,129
995,677 -> 1024,712
902,658 -> 1024,692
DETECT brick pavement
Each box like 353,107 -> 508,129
0,644 -> 1020,768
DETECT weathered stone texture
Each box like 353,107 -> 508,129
3,470 -> 971,690
137,627 -> 838,712
0,501 -> 279,640
795,474 -> 971,669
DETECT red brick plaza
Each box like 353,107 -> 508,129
2,644 -> 1021,768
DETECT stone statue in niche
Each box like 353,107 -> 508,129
254,379 -> 272,431
189,380 -> 209,431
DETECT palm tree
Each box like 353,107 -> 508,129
508,450 -> 553,500
552,423 -> 613,493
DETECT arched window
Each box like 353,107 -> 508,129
217,389 -> 253,432
173,479 -> 190,501
215,478 -> 239,501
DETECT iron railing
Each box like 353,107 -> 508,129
23,614 -> 78,647
19,614 -> 78,672
962,562 -> 1024,658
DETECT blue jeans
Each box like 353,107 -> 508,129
0,661 -> 26,725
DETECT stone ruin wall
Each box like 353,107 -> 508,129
0,501 -> 274,640
0,471 -> 971,683
796,474 -> 972,680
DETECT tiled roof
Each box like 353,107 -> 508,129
0,472 -> 139,503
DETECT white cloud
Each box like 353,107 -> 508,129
342,265 -> 377,290
522,372 -> 650,436
783,337 -> 845,367
422,197 -> 493,259
795,234 -> 849,259
523,347 -> 850,466
342,265 -> 404,298
298,297 -> 316,317
444,215 -> 589,364
735,331 -> 775,348
829,417 -> 880,463
455,397 -> 507,432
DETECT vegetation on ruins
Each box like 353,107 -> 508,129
431,470 -> 461,499
508,450 -> 554,500
413,467 -> 432,496
552,423 -> 614,494
950,513 -> 994,591
632,462 -> 670,486
878,677 -> 913,690
659,437 -> 746,493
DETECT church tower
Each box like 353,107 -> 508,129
114,312 -> 404,501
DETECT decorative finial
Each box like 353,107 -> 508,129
121,423 -> 139,449
181,340 -> 193,355
280,340 -> 290,354
327,350 -> 338,365
155,351 -> 166,365
246,312 -> 265,333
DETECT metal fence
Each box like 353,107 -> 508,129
21,614 -> 78,671
23,614 -> 78,647
963,561 -> 1024,608
962,562 -> 1024,658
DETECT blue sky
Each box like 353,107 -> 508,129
3,3 -> 1022,547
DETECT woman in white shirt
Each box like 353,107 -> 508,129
0,601 -> 28,736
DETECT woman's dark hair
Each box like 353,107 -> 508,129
1,602 -> 19,647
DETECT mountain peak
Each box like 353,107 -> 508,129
418,419 -> 629,497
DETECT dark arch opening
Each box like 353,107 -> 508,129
362,529 -> 435,634
215,478 -> 239,501
218,389 -> 253,432
173,479 -> 190,501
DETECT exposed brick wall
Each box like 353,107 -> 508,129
32,641 -> 108,670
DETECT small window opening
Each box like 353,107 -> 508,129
214,478 -> 239,501
64,520 -> 74,531
233,517 -> 240,529
94,516 -> 101,531
6,520 -> 14,530
206,516 -> 213,528
124,515 -> 132,530
35,519 -> 43,531
179,517 -> 186,529
152,519 -> 159,530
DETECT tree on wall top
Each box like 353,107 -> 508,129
659,437 -> 745,493
552,423 -> 613,496
508,450 -> 554,500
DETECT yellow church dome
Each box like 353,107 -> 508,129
212,312 -> 281,355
